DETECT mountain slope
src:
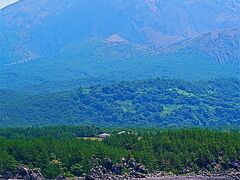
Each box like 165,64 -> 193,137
160,28 -> 240,64
1,37 -> 239,91
1,0 -> 239,63
0,0 -> 239,91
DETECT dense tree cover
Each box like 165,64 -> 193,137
106,129 -> 240,173
1,78 -> 239,127
0,126 -> 101,139
0,127 -> 239,178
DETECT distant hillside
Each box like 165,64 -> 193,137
1,78 -> 239,127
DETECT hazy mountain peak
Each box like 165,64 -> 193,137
105,34 -> 128,43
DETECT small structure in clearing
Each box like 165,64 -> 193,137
98,133 -> 111,139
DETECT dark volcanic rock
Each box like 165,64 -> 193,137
103,158 -> 113,171
84,157 -> 149,179
56,175 -> 68,180
230,160 -> 240,170
137,164 -> 148,174
85,175 -> 95,180
112,163 -> 123,175
2,165 -> 43,180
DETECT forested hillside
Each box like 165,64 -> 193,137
0,127 -> 239,179
1,78 -> 239,127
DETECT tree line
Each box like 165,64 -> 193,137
0,126 -> 239,178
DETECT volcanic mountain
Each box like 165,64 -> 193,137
0,0 -> 239,91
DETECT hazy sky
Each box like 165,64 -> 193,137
0,0 -> 20,9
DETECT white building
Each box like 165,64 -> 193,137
98,133 -> 110,139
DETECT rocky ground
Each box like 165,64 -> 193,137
144,176 -> 232,180
146,172 -> 240,179
0,165 -> 44,180
1,158 -> 240,180
65,158 -> 240,180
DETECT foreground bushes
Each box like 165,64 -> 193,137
0,127 -> 239,178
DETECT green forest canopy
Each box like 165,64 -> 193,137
0,126 -> 239,179
1,78 -> 239,127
